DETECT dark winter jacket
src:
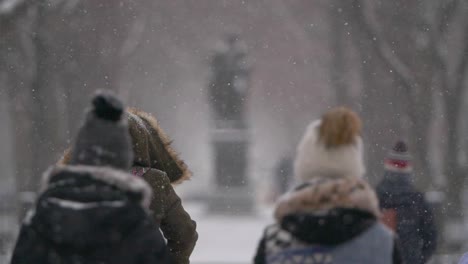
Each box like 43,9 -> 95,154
60,108 -> 198,264
139,167 -> 197,264
11,165 -> 169,264
254,177 -> 404,264
376,171 -> 437,264
127,108 -> 197,264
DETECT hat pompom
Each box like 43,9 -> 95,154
92,91 -> 124,122
393,140 -> 407,153
294,107 -> 365,182
318,107 -> 361,149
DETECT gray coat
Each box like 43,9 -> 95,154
255,178 -> 403,264
258,222 -> 395,264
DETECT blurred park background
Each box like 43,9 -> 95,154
2,1 -> 468,263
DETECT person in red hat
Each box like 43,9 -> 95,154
376,140 -> 437,264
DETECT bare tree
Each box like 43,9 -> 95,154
1,0 -> 41,219
0,0 -> 149,219
284,1 -> 404,183
347,0 -> 468,225
328,0 -> 351,106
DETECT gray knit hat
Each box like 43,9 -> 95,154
70,90 -> 133,170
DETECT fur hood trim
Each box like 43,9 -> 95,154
59,148 -> 72,165
294,120 -> 365,182
127,108 -> 192,184
58,108 -> 192,185
274,177 -> 380,221
41,165 -> 152,209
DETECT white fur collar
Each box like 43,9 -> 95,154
41,165 -> 152,209
294,120 -> 365,182
275,177 -> 380,220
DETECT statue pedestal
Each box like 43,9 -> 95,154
208,187 -> 254,214
208,128 -> 254,214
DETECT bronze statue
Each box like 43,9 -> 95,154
209,33 -> 251,127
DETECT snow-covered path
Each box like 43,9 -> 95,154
185,202 -> 272,264
184,202 -> 462,264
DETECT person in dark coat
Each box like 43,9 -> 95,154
11,91 -> 169,264
61,107 -> 198,264
376,141 -> 437,264
254,107 -> 403,264
126,108 -> 198,263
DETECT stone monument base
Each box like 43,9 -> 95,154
208,186 -> 255,215
208,128 -> 253,214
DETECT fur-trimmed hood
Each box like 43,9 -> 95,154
42,165 -> 152,209
273,177 -> 381,246
21,165 -> 159,253
275,177 -> 380,221
60,108 -> 192,184
126,108 -> 191,184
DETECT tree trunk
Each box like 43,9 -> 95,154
10,91 -> 36,220
329,0 -> 350,106
348,1 -> 403,183
443,94 -> 464,218
6,3 -> 67,219
403,79 -> 435,190
1,4 -> 41,220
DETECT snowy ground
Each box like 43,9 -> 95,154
185,202 -> 273,264
184,201 -> 462,264
0,201 -> 462,263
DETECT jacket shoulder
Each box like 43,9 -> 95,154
141,169 -> 171,189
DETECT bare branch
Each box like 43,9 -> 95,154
427,0 -> 459,80
0,0 -> 29,24
349,0 -> 422,126
274,1 -> 318,42
119,16 -> 148,60
452,26 -> 468,95
437,0 -> 459,35
0,0 -> 25,16
354,0 -> 416,89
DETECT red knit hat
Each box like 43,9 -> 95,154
384,141 -> 413,173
